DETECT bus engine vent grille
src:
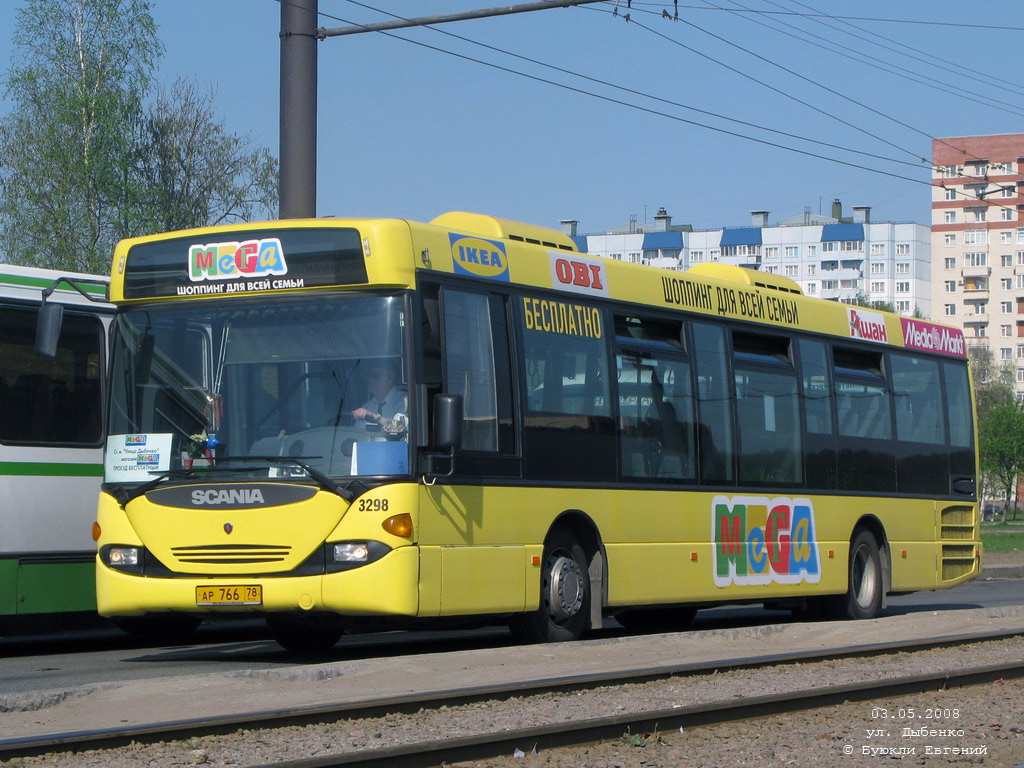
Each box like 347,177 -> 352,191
170,544 -> 291,564
939,505 -> 975,541
940,544 -> 976,581
940,505 -> 974,527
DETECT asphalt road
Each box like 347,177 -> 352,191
0,577 -> 1020,697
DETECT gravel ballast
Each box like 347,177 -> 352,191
4,636 -> 1023,768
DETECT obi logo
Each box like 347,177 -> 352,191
449,234 -> 509,281
189,238 -> 287,282
549,253 -> 609,297
712,495 -> 821,587
124,434 -> 147,446
847,307 -> 888,343
135,453 -> 160,467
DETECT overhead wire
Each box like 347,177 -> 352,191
620,3 -> 1024,33
734,0 -> 1024,117
774,0 -> 1024,100
296,0 -> 1020,215
607,0 -> 1021,175
332,0 -> 933,174
612,1 -> 1009,174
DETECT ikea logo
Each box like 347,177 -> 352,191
449,234 -> 509,282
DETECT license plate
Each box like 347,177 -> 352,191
196,585 -> 262,606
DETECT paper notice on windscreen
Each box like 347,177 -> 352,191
105,433 -> 173,482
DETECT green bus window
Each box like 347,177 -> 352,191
0,306 -> 103,446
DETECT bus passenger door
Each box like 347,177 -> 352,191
418,285 -> 524,617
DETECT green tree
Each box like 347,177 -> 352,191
0,0 -> 159,273
129,78 -> 278,234
979,401 -> 1024,522
0,0 -> 278,273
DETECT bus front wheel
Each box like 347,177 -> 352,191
829,529 -> 883,620
510,527 -> 590,643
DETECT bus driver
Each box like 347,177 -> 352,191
351,360 -> 408,437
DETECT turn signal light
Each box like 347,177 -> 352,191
382,513 -> 413,538
91,522 -> 101,542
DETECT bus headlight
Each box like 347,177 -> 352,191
107,546 -> 139,567
333,543 -> 370,563
324,540 -> 392,572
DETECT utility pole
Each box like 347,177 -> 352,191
280,0 -> 318,219
279,0 -> 606,218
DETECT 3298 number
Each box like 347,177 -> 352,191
358,498 -> 389,512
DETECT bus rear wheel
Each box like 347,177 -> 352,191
510,527 -> 590,644
829,529 -> 883,620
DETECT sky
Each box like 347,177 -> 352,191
1,1 -> 1022,235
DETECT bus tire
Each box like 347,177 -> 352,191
830,529 -> 883,620
510,527 -> 590,644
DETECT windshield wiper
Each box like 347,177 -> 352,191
216,456 -> 354,501
113,457 -> 353,506
113,469 -> 194,506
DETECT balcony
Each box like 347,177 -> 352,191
961,266 -> 991,279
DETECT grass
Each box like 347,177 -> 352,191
980,531 -> 1024,553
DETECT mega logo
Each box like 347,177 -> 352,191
449,234 -> 509,281
847,307 -> 889,344
900,317 -> 966,358
124,434 -> 147,446
712,495 -> 821,587
549,253 -> 609,297
189,238 -> 287,282
135,453 -> 160,467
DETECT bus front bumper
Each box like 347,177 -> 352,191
96,545 -> 420,618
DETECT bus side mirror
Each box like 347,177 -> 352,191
35,301 -> 64,358
424,394 -> 462,479
434,394 -> 463,451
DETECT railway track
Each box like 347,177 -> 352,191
246,660 -> 1024,768
2,627 -> 1023,766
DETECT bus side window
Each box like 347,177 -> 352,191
798,338 -> 837,490
441,289 -> 509,453
0,306 -> 103,446
691,321 -> 735,485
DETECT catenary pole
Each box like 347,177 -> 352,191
279,0 -> 607,217
280,0 -> 318,219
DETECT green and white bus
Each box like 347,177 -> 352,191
0,264 -> 111,628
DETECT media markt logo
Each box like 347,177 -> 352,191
900,317 -> 966,358
847,306 -> 888,343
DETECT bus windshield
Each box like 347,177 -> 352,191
106,293 -> 410,483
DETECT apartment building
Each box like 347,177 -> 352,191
570,202 -> 931,317
931,133 -> 1024,375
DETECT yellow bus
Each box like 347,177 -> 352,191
93,212 -> 980,651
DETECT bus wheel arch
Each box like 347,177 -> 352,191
510,511 -> 605,642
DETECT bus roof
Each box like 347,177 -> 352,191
109,214 -> 965,360
0,263 -> 110,308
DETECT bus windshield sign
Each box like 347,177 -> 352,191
122,228 -> 368,299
